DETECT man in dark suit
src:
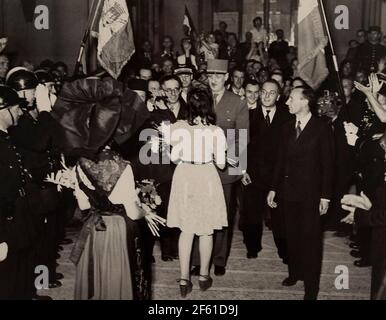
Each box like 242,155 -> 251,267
240,79 -> 292,261
191,59 -> 249,276
131,75 -> 187,262
267,86 -> 334,300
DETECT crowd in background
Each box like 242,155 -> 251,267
1,16 -> 386,300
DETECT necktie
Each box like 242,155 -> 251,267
265,110 -> 271,127
213,94 -> 219,109
296,120 -> 302,139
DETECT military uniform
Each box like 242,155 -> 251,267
355,41 -> 386,74
0,130 -> 35,299
8,111 -> 62,286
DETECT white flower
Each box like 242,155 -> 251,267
155,195 -> 162,205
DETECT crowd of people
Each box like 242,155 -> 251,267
0,17 -> 386,301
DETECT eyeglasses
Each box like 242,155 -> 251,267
164,88 -> 181,95
260,90 -> 277,97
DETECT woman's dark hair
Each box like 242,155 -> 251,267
186,88 -> 216,126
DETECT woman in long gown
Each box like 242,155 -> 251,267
50,76 -> 153,300
160,88 -> 228,297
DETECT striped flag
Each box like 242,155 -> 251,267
97,0 -> 135,79
297,0 -> 329,90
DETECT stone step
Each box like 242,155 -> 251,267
152,268 -> 370,295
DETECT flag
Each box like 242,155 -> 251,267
80,0 -> 103,76
20,0 -> 37,23
297,0 -> 329,90
183,6 -> 197,38
97,0 -> 135,79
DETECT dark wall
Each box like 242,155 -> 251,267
323,0 -> 364,61
1,0 -> 89,71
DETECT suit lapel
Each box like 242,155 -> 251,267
271,107 -> 283,127
296,116 -> 317,144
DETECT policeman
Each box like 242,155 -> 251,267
355,26 -> 386,74
0,85 -> 33,299
7,68 -> 63,291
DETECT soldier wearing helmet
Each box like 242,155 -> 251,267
0,85 -> 35,299
6,67 -> 63,296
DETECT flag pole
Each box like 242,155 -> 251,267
318,0 -> 344,99
73,0 -> 103,77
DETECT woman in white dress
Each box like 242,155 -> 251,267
160,88 -> 228,297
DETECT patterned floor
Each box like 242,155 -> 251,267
39,225 -> 371,300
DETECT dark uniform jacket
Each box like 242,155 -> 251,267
8,111 -> 62,219
0,131 -> 34,252
355,42 -> 386,74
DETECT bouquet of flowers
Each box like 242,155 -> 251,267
135,179 -> 165,237
45,158 -> 166,237
45,155 -> 76,191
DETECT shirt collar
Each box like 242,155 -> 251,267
261,105 -> 276,113
248,102 -> 258,110
296,112 -> 312,127
213,88 -> 226,102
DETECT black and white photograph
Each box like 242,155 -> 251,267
0,0 -> 386,305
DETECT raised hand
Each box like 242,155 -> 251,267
369,73 -> 383,94
378,58 -> 386,73
354,81 -> 371,95
35,84 -> 52,113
